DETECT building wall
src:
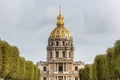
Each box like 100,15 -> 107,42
38,36 -> 84,80
38,61 -> 84,80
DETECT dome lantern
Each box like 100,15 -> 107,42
50,6 -> 72,39
57,6 -> 64,28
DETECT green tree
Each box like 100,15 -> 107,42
84,64 -> 93,80
113,40 -> 120,79
25,61 -> 34,80
38,69 -> 40,80
0,40 -> 40,80
15,57 -> 26,80
0,42 -> 19,79
0,41 -> 11,79
34,65 -> 40,80
92,64 -> 97,80
79,68 -> 85,80
0,41 -> 3,78
10,46 -> 19,79
106,48 -> 117,80
94,54 -> 109,80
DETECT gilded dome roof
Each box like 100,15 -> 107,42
50,27 -> 71,39
49,6 -> 71,39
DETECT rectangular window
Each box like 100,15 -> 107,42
75,66 -> 78,71
56,51 -> 59,58
63,41 -> 65,46
59,66 -> 63,72
51,41 -> 54,46
62,51 -> 65,58
43,67 -> 46,71
50,52 -> 52,58
56,41 -> 59,46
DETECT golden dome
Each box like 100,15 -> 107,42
50,27 -> 71,39
50,6 -> 71,39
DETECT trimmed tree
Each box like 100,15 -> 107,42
113,40 -> 120,79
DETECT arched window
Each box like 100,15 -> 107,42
56,51 -> 59,58
50,52 -> 52,58
62,51 -> 65,58
56,41 -> 59,46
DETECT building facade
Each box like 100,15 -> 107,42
38,7 -> 84,80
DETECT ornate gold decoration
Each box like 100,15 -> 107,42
50,6 -> 71,39
57,6 -> 64,28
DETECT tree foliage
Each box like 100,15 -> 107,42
113,40 -> 120,79
0,40 -> 40,80
79,40 -> 120,80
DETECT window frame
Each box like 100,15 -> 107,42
56,41 -> 59,46
51,41 -> 54,46
75,66 -> 78,71
56,51 -> 59,58
63,41 -> 65,46
50,52 -> 52,58
43,66 -> 46,71
62,51 -> 65,58
59,66 -> 63,72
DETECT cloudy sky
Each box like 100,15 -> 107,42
0,0 -> 120,64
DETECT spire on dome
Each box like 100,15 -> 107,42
57,6 -> 64,28
59,6 -> 62,16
